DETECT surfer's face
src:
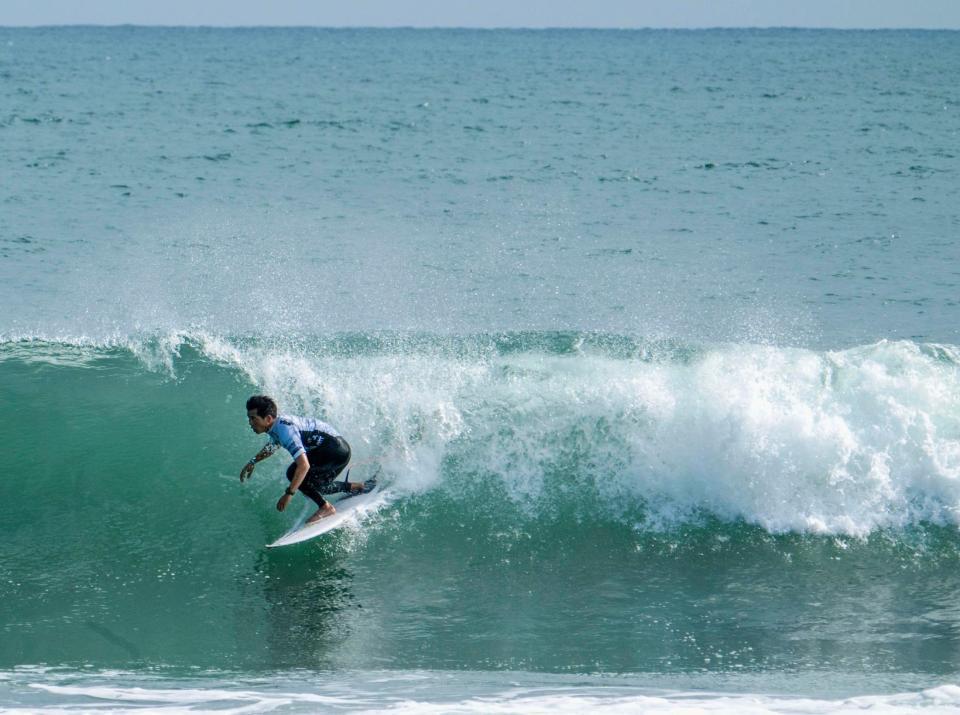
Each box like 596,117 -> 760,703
247,409 -> 274,434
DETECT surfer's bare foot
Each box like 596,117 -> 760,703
307,503 -> 336,524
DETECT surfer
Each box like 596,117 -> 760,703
241,395 -> 370,524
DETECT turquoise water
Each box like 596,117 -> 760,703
3,28 -> 960,713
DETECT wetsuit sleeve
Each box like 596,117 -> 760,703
273,422 -> 306,461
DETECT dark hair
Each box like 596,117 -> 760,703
246,395 -> 278,418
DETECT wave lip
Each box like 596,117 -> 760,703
603,339 -> 960,536
211,336 -> 960,536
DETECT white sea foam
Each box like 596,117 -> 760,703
9,679 -> 960,715
194,336 -> 960,537
371,685 -> 960,715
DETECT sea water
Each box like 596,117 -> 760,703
2,27 -> 960,713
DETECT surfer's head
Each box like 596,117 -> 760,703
246,394 -> 278,434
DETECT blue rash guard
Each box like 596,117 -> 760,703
267,415 -> 343,461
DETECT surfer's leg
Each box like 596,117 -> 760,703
322,439 -> 373,493
299,481 -> 335,523
304,439 -> 355,494
302,488 -> 335,523
306,502 -> 336,524
286,461 -> 336,522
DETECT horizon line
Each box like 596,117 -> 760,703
2,23 -> 959,31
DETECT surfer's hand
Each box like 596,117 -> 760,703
240,462 -> 254,482
277,493 -> 292,512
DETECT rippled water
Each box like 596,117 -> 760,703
2,27 -> 960,712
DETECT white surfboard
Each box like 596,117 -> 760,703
266,487 -> 384,548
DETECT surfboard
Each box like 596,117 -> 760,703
266,487 -> 383,548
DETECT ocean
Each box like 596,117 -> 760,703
2,27 -> 960,713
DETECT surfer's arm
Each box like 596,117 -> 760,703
286,452 -> 310,492
240,443 -> 278,482
276,453 -> 310,512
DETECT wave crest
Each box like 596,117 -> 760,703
5,333 -> 960,536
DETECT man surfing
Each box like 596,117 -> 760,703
241,395 -> 373,524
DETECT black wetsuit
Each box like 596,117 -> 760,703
284,436 -> 351,508
268,414 -> 351,508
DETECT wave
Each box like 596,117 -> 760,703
5,331 -> 960,539
3,667 -> 960,714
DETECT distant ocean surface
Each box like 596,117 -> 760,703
2,27 -> 960,713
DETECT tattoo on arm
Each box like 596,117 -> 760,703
255,443 -> 278,462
